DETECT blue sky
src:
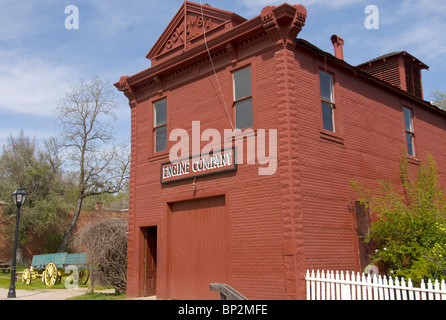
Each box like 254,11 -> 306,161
0,0 -> 445,146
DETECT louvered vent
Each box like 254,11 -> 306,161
360,59 -> 401,89
357,52 -> 428,100
404,60 -> 423,99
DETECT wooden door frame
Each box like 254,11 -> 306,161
140,226 -> 158,297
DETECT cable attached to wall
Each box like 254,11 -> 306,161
199,0 -> 235,131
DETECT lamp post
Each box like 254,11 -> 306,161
7,188 -> 28,299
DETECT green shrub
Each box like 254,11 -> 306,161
352,154 -> 446,284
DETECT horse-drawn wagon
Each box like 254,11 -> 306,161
22,252 -> 89,286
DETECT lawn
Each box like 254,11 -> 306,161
68,292 -> 126,300
0,270 -> 125,300
0,272 -> 67,290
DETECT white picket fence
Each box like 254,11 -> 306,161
306,269 -> 446,300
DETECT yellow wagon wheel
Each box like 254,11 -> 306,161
44,262 -> 59,286
79,269 -> 89,285
22,268 -> 31,284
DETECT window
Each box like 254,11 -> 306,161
319,71 -> 335,132
233,66 -> 253,129
404,107 -> 415,156
154,98 -> 167,152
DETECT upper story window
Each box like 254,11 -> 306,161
403,106 -> 415,156
319,71 -> 335,132
154,98 -> 167,153
233,66 -> 253,129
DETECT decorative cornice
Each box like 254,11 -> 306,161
261,4 -> 307,46
118,3 -> 307,100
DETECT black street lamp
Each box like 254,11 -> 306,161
7,188 -> 28,299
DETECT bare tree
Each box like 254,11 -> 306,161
56,77 -> 130,253
74,218 -> 128,293
431,89 -> 446,110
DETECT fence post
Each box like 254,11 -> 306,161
350,272 -> 356,300
383,275 -> 389,300
355,272 -> 362,300
306,270 -> 311,300
394,277 -> 401,300
310,270 -> 316,300
420,279 -> 427,300
427,279 -> 434,300
441,280 -> 446,300
434,280 -> 440,300
340,271 -> 350,300
320,270 -> 326,300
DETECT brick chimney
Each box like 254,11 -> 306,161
331,35 -> 344,60
357,51 -> 429,100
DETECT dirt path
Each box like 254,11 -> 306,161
0,287 -> 94,300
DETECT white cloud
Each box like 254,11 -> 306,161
375,1 -> 446,64
0,0 -> 55,41
0,49 -> 81,116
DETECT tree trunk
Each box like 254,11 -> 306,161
87,264 -> 95,293
58,197 -> 83,252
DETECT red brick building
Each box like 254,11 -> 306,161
116,1 -> 446,300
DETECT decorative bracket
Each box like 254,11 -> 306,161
261,6 -> 281,43
153,75 -> 163,95
226,41 -> 238,64
115,76 -> 136,108
261,4 -> 307,46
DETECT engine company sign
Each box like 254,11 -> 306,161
161,148 -> 236,184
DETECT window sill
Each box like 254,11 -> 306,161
407,155 -> 420,165
148,151 -> 170,163
320,131 -> 344,145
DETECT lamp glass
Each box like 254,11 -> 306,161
11,188 -> 28,206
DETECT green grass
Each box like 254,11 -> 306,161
0,275 -> 85,290
67,292 -> 126,300
0,271 -> 126,300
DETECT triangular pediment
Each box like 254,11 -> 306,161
147,1 -> 246,65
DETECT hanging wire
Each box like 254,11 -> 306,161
199,0 -> 235,131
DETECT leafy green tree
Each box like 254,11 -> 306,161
0,131 -> 70,261
352,155 -> 446,283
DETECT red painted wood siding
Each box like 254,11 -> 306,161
168,196 -> 227,300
